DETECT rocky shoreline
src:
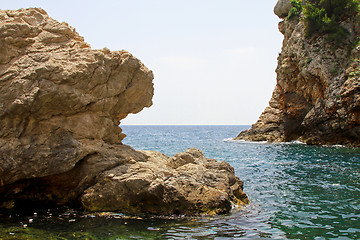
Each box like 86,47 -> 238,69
0,8 -> 248,215
236,0 -> 360,147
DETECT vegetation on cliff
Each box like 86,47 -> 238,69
288,0 -> 360,44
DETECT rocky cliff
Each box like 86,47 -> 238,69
0,8 -> 248,214
236,0 -> 360,146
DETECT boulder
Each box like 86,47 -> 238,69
274,0 -> 292,19
81,148 -> 248,215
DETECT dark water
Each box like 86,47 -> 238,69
1,125 -> 359,239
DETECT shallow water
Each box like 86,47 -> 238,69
1,125 -> 359,239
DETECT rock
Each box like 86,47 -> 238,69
236,3 -> 360,147
274,0 -> 292,19
81,148 -> 248,215
0,8 -> 154,186
0,8 -> 248,215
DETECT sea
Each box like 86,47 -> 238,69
0,125 -> 359,239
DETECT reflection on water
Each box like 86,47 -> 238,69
0,126 -> 359,239
0,207 -> 285,239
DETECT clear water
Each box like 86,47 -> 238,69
1,125 -> 359,239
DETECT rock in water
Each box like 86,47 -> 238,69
82,149 -> 249,215
236,0 -> 360,147
0,8 -> 248,214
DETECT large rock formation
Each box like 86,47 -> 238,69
0,8 -> 248,214
236,0 -> 360,146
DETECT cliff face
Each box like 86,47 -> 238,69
0,8 -> 248,214
236,0 -> 360,146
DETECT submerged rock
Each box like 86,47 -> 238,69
236,0 -> 360,147
0,8 -> 248,214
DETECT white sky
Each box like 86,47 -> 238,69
2,0 -> 283,125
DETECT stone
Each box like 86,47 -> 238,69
81,148 -> 248,215
0,8 -> 154,186
274,0 -> 292,19
236,3 -> 360,147
0,8 -> 248,215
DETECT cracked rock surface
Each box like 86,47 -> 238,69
0,8 -> 248,214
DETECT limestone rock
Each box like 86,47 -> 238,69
274,0 -> 292,19
0,8 -> 248,215
81,148 -> 248,215
0,8 -> 154,186
236,4 -> 360,147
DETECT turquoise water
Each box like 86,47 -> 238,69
1,125 -> 359,239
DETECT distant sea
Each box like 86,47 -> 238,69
1,125 -> 359,239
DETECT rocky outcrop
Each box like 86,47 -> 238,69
0,8 -> 248,214
236,1 -> 360,146
0,8 -> 154,186
82,148 -> 248,215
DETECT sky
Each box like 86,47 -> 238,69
2,0 -> 283,125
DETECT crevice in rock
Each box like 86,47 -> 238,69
0,152 -> 98,210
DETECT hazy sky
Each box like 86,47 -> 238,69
2,0 -> 283,125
